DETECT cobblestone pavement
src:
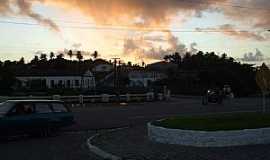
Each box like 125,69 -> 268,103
92,125 -> 270,160
0,132 -> 102,160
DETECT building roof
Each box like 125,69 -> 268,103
15,69 -> 94,77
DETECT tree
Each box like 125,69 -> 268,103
0,67 -> 16,95
18,57 -> 25,65
31,55 -> 39,64
67,50 -> 73,60
92,51 -> 99,59
40,53 -> 47,61
50,52 -> 55,60
256,63 -> 270,112
76,51 -> 83,61
164,52 -> 182,68
56,53 -> 64,59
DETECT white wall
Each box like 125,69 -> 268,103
17,76 -> 95,89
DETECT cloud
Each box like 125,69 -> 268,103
0,0 -> 11,14
239,49 -> 268,62
123,32 -> 197,60
196,24 -> 268,41
0,0 -> 59,31
220,0 -> 270,30
72,43 -> 82,49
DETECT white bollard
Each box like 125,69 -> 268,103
158,93 -> 163,101
166,90 -> 171,100
79,95 -> 84,106
126,94 -> 130,102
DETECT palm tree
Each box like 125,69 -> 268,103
56,53 -> 64,59
40,54 -> 47,61
50,52 -> 55,60
76,51 -> 83,62
92,51 -> 99,59
67,50 -> 73,60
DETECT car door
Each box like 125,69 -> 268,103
3,102 -> 35,135
51,102 -> 74,127
32,102 -> 54,129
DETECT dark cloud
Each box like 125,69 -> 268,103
0,0 -> 11,14
240,49 -> 267,62
0,0 -> 59,31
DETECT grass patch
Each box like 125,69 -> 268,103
153,112 -> 270,131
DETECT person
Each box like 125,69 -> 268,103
24,104 -> 33,114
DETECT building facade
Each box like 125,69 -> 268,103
128,71 -> 167,87
16,70 -> 95,89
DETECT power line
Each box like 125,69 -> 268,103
0,20 -> 266,33
181,0 -> 270,12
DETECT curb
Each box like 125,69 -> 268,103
86,127 -> 129,160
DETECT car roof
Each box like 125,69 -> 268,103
6,100 -> 64,103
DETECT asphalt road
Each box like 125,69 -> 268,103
0,97 -> 268,160
68,97 -> 265,131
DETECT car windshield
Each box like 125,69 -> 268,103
0,101 -> 14,115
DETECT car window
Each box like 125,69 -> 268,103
0,102 -> 14,114
35,103 -> 53,113
8,103 -> 34,116
52,103 -> 68,113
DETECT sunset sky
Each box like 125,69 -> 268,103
0,0 -> 269,64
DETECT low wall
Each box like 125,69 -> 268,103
148,122 -> 270,147
0,92 -> 169,104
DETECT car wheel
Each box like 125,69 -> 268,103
40,126 -> 54,137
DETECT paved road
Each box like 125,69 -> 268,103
68,97 -> 265,131
0,97 -> 267,160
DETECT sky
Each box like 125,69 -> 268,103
0,0 -> 269,64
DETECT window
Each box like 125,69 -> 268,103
9,103 -> 34,116
75,80 -> 80,86
67,80 -> 71,88
35,103 -> 53,113
58,80 -> 63,88
52,103 -> 68,112
50,80 -> 54,88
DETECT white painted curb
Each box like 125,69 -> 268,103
148,122 -> 270,147
86,127 -> 128,160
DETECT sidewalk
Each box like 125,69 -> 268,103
92,125 -> 270,160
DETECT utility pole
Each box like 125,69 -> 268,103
111,58 -> 120,95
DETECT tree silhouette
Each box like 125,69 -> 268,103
50,52 -> 55,60
40,54 -> 47,61
76,51 -> 83,61
92,51 -> 99,59
18,57 -> 25,65
67,50 -> 73,60
56,53 -> 64,59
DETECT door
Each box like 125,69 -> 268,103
3,102 -> 34,136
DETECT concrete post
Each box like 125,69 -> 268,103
126,94 -> 130,102
102,94 -> 110,102
79,95 -> 84,106
158,93 -> 163,101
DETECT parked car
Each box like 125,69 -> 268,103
0,100 -> 74,138
202,89 -> 223,105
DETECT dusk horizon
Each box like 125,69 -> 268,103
0,0 -> 269,64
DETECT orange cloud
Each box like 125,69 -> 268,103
196,24 -> 268,41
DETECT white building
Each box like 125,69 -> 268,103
16,70 -> 95,89
128,71 -> 167,87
